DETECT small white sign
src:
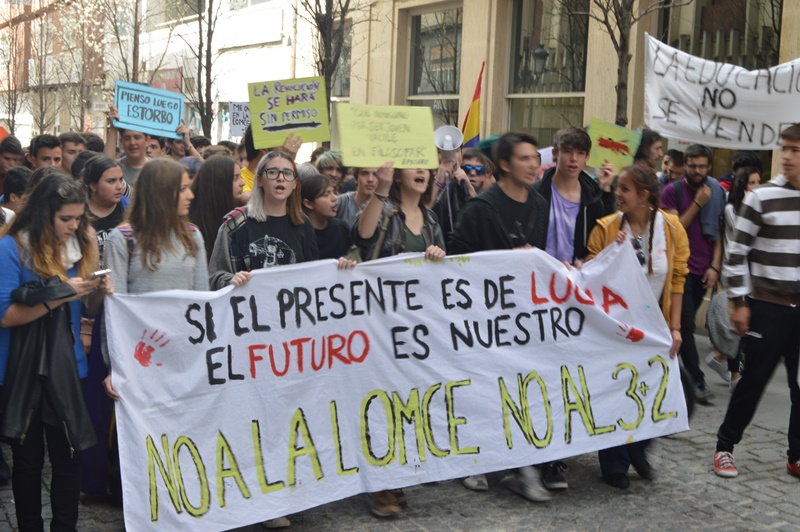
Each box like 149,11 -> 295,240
93,101 -> 112,113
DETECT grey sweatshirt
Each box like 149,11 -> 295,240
105,227 -> 208,295
102,226 -> 208,368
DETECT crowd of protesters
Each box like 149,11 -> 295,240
0,110 -> 796,530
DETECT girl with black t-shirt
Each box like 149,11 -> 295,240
79,154 -> 130,504
82,155 -> 129,265
208,151 -> 320,290
299,172 -> 351,259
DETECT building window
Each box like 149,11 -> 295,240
230,0 -> 271,12
146,0 -> 206,29
331,21 -> 351,100
407,6 -> 462,128
661,0 -> 783,176
664,0 -> 782,69
507,0 -> 588,143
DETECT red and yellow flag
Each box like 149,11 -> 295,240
461,61 -> 485,148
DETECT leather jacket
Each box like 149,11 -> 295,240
352,201 -> 446,261
0,277 -> 96,452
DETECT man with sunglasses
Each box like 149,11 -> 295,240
431,148 -> 495,241
461,148 -> 495,194
660,144 -> 725,405
429,146 -> 473,241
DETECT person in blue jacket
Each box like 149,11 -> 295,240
0,172 -> 110,531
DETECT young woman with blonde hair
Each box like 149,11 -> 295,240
209,151 -> 318,290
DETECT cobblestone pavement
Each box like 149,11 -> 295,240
1,335 -> 797,531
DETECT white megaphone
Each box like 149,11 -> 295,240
434,125 -> 464,152
434,126 -> 464,178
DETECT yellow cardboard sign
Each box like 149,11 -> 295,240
247,76 -> 330,149
331,103 -> 438,169
586,117 -> 642,173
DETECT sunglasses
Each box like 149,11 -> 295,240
631,236 -> 646,266
462,164 -> 486,175
57,180 -> 84,200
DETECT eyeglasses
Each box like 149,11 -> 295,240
686,164 -> 709,170
462,164 -> 486,175
262,168 -> 297,181
631,236 -> 646,265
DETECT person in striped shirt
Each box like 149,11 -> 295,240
713,123 -> 800,479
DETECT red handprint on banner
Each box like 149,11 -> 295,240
616,323 -> 645,343
134,329 -> 171,367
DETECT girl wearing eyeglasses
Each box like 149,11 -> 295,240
585,164 -> 689,490
208,152 -> 323,528
0,173 -> 110,531
209,151 -> 318,289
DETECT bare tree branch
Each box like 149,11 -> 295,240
562,0 -> 693,126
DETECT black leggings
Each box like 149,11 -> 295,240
11,411 -> 81,532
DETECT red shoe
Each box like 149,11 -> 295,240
713,451 -> 738,478
787,459 -> 800,478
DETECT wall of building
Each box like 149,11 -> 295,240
5,0 -> 788,153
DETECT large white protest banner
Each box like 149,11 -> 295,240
644,33 -> 800,149
106,245 -> 688,531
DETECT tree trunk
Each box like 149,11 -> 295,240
202,0 -> 213,137
615,15 -> 632,127
196,4 -> 204,137
132,0 -> 140,83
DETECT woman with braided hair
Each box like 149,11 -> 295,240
585,163 -> 689,489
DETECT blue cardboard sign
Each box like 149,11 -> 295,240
113,80 -> 184,139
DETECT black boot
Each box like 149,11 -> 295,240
0,447 -> 10,485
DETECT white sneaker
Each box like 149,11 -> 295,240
462,474 -> 489,491
502,466 -> 552,502
705,352 -> 731,383
262,516 -> 291,529
730,376 -> 741,393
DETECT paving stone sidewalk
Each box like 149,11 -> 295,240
1,336 -> 797,531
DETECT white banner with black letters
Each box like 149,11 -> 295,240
644,33 -> 799,149
105,244 -> 689,531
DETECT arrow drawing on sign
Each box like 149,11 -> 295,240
265,122 -> 322,132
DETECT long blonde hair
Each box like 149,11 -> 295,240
248,151 -> 304,225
